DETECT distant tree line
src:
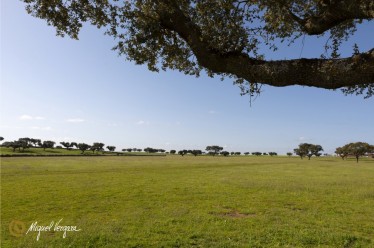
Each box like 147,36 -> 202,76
1,138 -> 56,152
1,137 -> 373,161
0,137 -> 117,155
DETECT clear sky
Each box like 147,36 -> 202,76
1,1 -> 373,154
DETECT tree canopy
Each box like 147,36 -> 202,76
206,145 -> 223,156
21,0 -> 374,98
340,142 -> 373,162
294,143 -> 323,160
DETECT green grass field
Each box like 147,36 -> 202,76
1,156 -> 373,247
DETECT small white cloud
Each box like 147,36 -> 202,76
66,118 -> 85,123
208,110 -> 217,114
19,115 -> 46,120
136,120 -> 145,125
19,115 -> 33,120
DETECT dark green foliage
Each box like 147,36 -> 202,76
106,146 -> 116,152
221,151 -> 230,156
178,150 -> 188,156
294,143 -> 324,160
339,142 -> 373,163
206,146 -> 223,156
41,140 -> 55,151
191,150 -> 202,156
77,143 -> 91,154
91,142 -> 105,153
60,141 -> 73,150
144,147 -> 159,153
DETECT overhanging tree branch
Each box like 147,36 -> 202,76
21,0 -> 374,96
158,1 -> 374,89
286,0 -> 374,35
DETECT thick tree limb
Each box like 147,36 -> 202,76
288,0 -> 374,35
158,2 -> 374,89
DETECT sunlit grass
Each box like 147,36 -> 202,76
1,156 -> 373,247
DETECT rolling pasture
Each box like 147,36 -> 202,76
1,156 -> 374,247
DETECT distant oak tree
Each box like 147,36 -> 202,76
77,143 -> 91,154
294,143 -> 324,160
206,146 -> 223,156
42,140 -> 55,151
106,146 -> 116,152
335,146 -> 349,160
341,142 -> 373,163
221,151 -> 230,157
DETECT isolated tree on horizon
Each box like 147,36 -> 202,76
77,143 -> 91,154
335,146 -> 349,160
41,140 -> 55,151
310,145 -> 324,158
91,142 -> 105,154
20,0 -> 374,99
286,152 -> 293,157
294,143 -> 324,160
191,150 -> 202,156
206,146 -> 223,156
341,142 -> 373,163
144,147 -> 154,153
221,151 -> 230,157
0,137 -> 3,142
106,146 -> 116,152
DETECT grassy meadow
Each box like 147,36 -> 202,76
1,155 -> 374,247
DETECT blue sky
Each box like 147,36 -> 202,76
1,1 -> 373,154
